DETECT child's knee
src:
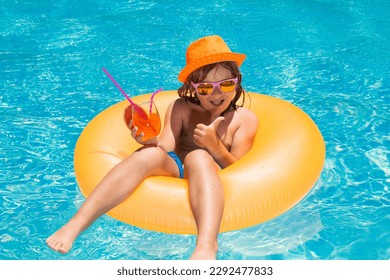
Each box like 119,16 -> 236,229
127,146 -> 166,168
134,145 -> 163,158
184,149 -> 214,170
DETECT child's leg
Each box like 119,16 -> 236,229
184,149 -> 224,260
46,146 -> 179,254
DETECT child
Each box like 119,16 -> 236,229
46,35 -> 258,260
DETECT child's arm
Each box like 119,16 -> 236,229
227,110 -> 258,162
158,100 -> 182,152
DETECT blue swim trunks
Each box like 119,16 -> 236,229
167,151 -> 184,179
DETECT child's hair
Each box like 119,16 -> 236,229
177,61 -> 246,115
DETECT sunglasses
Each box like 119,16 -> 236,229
191,78 -> 238,95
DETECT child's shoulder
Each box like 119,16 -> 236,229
173,96 -> 188,106
233,107 -> 258,135
235,106 -> 258,122
171,97 -> 198,111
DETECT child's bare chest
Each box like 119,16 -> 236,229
179,115 -> 235,152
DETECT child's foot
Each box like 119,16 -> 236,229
189,244 -> 218,260
46,221 -> 80,254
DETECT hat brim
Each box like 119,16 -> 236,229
178,52 -> 246,83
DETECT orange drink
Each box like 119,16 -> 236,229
131,101 -> 161,141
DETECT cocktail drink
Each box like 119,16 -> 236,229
131,101 -> 161,141
102,67 -> 162,142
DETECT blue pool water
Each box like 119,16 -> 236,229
1,0 -> 389,260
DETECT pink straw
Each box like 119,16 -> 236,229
102,68 -> 146,119
149,87 -> 163,114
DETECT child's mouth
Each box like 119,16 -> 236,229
210,99 -> 224,106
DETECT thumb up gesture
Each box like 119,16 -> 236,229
193,117 -> 225,149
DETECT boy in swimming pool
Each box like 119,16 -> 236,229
46,35 -> 258,260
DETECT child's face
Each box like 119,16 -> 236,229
195,65 -> 236,115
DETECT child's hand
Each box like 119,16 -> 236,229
128,120 -> 158,145
193,117 -> 224,149
125,106 -> 158,145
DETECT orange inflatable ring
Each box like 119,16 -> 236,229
74,91 -> 325,234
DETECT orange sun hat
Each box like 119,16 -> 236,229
178,35 -> 246,83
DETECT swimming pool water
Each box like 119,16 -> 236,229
1,0 -> 389,260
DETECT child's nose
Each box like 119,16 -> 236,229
211,85 -> 222,95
